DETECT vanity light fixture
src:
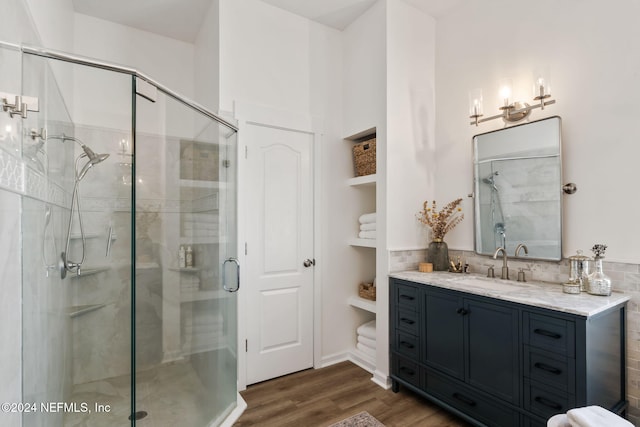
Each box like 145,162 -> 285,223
469,76 -> 556,126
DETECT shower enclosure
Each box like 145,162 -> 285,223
3,42 -> 239,426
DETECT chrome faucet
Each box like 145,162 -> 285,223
492,247 -> 509,280
515,244 -> 529,282
515,243 -> 529,257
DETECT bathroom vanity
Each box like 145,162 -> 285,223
389,271 -> 629,427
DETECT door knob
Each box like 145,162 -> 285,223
303,259 -> 315,268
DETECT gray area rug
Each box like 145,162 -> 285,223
328,411 -> 385,427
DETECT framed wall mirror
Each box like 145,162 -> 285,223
473,116 -> 563,261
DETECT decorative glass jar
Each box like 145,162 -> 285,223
427,239 -> 450,271
587,256 -> 612,296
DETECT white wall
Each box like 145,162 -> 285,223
435,0 -> 640,263
385,0 -> 435,251
24,0 -> 74,51
73,13 -> 196,132
194,0 -> 220,113
23,0 -> 75,103
341,2 -> 385,138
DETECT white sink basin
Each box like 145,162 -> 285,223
452,276 -> 533,292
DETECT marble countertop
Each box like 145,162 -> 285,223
389,270 -> 630,317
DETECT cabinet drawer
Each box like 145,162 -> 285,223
394,330 -> 419,359
395,282 -> 419,310
524,379 -> 575,420
521,414 -> 547,427
524,312 -> 575,357
396,308 -> 419,335
425,371 -> 519,427
524,346 -> 575,392
392,354 -> 421,388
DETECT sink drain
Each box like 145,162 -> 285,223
128,411 -> 148,421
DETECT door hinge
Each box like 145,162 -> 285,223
245,339 -> 248,352
245,146 -> 248,159
245,242 -> 247,255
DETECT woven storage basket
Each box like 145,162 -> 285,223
358,283 -> 376,301
352,138 -> 376,177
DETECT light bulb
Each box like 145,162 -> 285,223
468,89 -> 484,117
533,76 -> 551,99
499,79 -> 513,107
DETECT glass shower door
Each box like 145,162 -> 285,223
133,79 -> 238,426
20,52 -> 134,427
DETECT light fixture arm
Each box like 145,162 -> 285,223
470,99 -> 556,126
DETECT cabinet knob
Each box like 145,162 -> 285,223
456,308 -> 469,316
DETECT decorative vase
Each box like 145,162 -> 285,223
587,256 -> 611,296
427,239 -> 450,271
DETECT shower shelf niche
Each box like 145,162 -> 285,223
70,232 -> 117,240
179,236 -> 226,245
180,289 -> 226,303
179,179 -> 226,189
70,266 -> 110,278
169,267 -> 200,273
67,304 -> 106,318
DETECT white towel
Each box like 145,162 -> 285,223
358,212 -> 377,224
358,230 -> 376,239
359,222 -> 376,231
566,406 -> 633,427
356,320 -> 376,339
356,342 -> 376,359
357,335 -> 376,349
547,414 -> 571,427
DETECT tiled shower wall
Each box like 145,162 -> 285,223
390,248 -> 640,424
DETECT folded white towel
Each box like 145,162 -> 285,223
357,335 -> 376,349
356,320 -> 376,339
547,414 -> 571,427
359,222 -> 376,231
566,406 -> 633,427
358,230 -> 376,239
358,212 -> 377,224
356,342 -> 376,359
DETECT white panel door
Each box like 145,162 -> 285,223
245,122 -> 314,385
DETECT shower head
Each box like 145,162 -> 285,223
482,171 -> 499,191
482,171 -> 499,184
77,146 -> 109,180
47,134 -> 109,180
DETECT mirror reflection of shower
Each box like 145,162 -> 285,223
483,170 -> 506,249
46,134 -> 110,278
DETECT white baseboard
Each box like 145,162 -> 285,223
320,350 -> 389,389
217,393 -> 247,427
348,348 -> 376,373
372,369 -> 391,389
319,351 -> 349,368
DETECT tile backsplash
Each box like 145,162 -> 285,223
389,247 -> 640,425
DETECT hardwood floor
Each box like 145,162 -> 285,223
234,361 -> 471,427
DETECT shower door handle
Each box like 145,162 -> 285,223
223,257 -> 240,292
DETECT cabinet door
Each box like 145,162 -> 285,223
425,290 -> 464,380
466,299 -> 519,404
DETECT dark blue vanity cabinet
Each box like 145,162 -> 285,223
390,278 -> 627,427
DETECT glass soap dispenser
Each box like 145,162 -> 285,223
587,244 -> 611,296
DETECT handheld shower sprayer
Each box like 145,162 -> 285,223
77,145 -> 110,180
482,171 -> 500,191
48,134 -> 110,180
46,134 -> 110,278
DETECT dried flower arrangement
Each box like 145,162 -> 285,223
591,244 -> 608,259
416,198 -> 464,241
